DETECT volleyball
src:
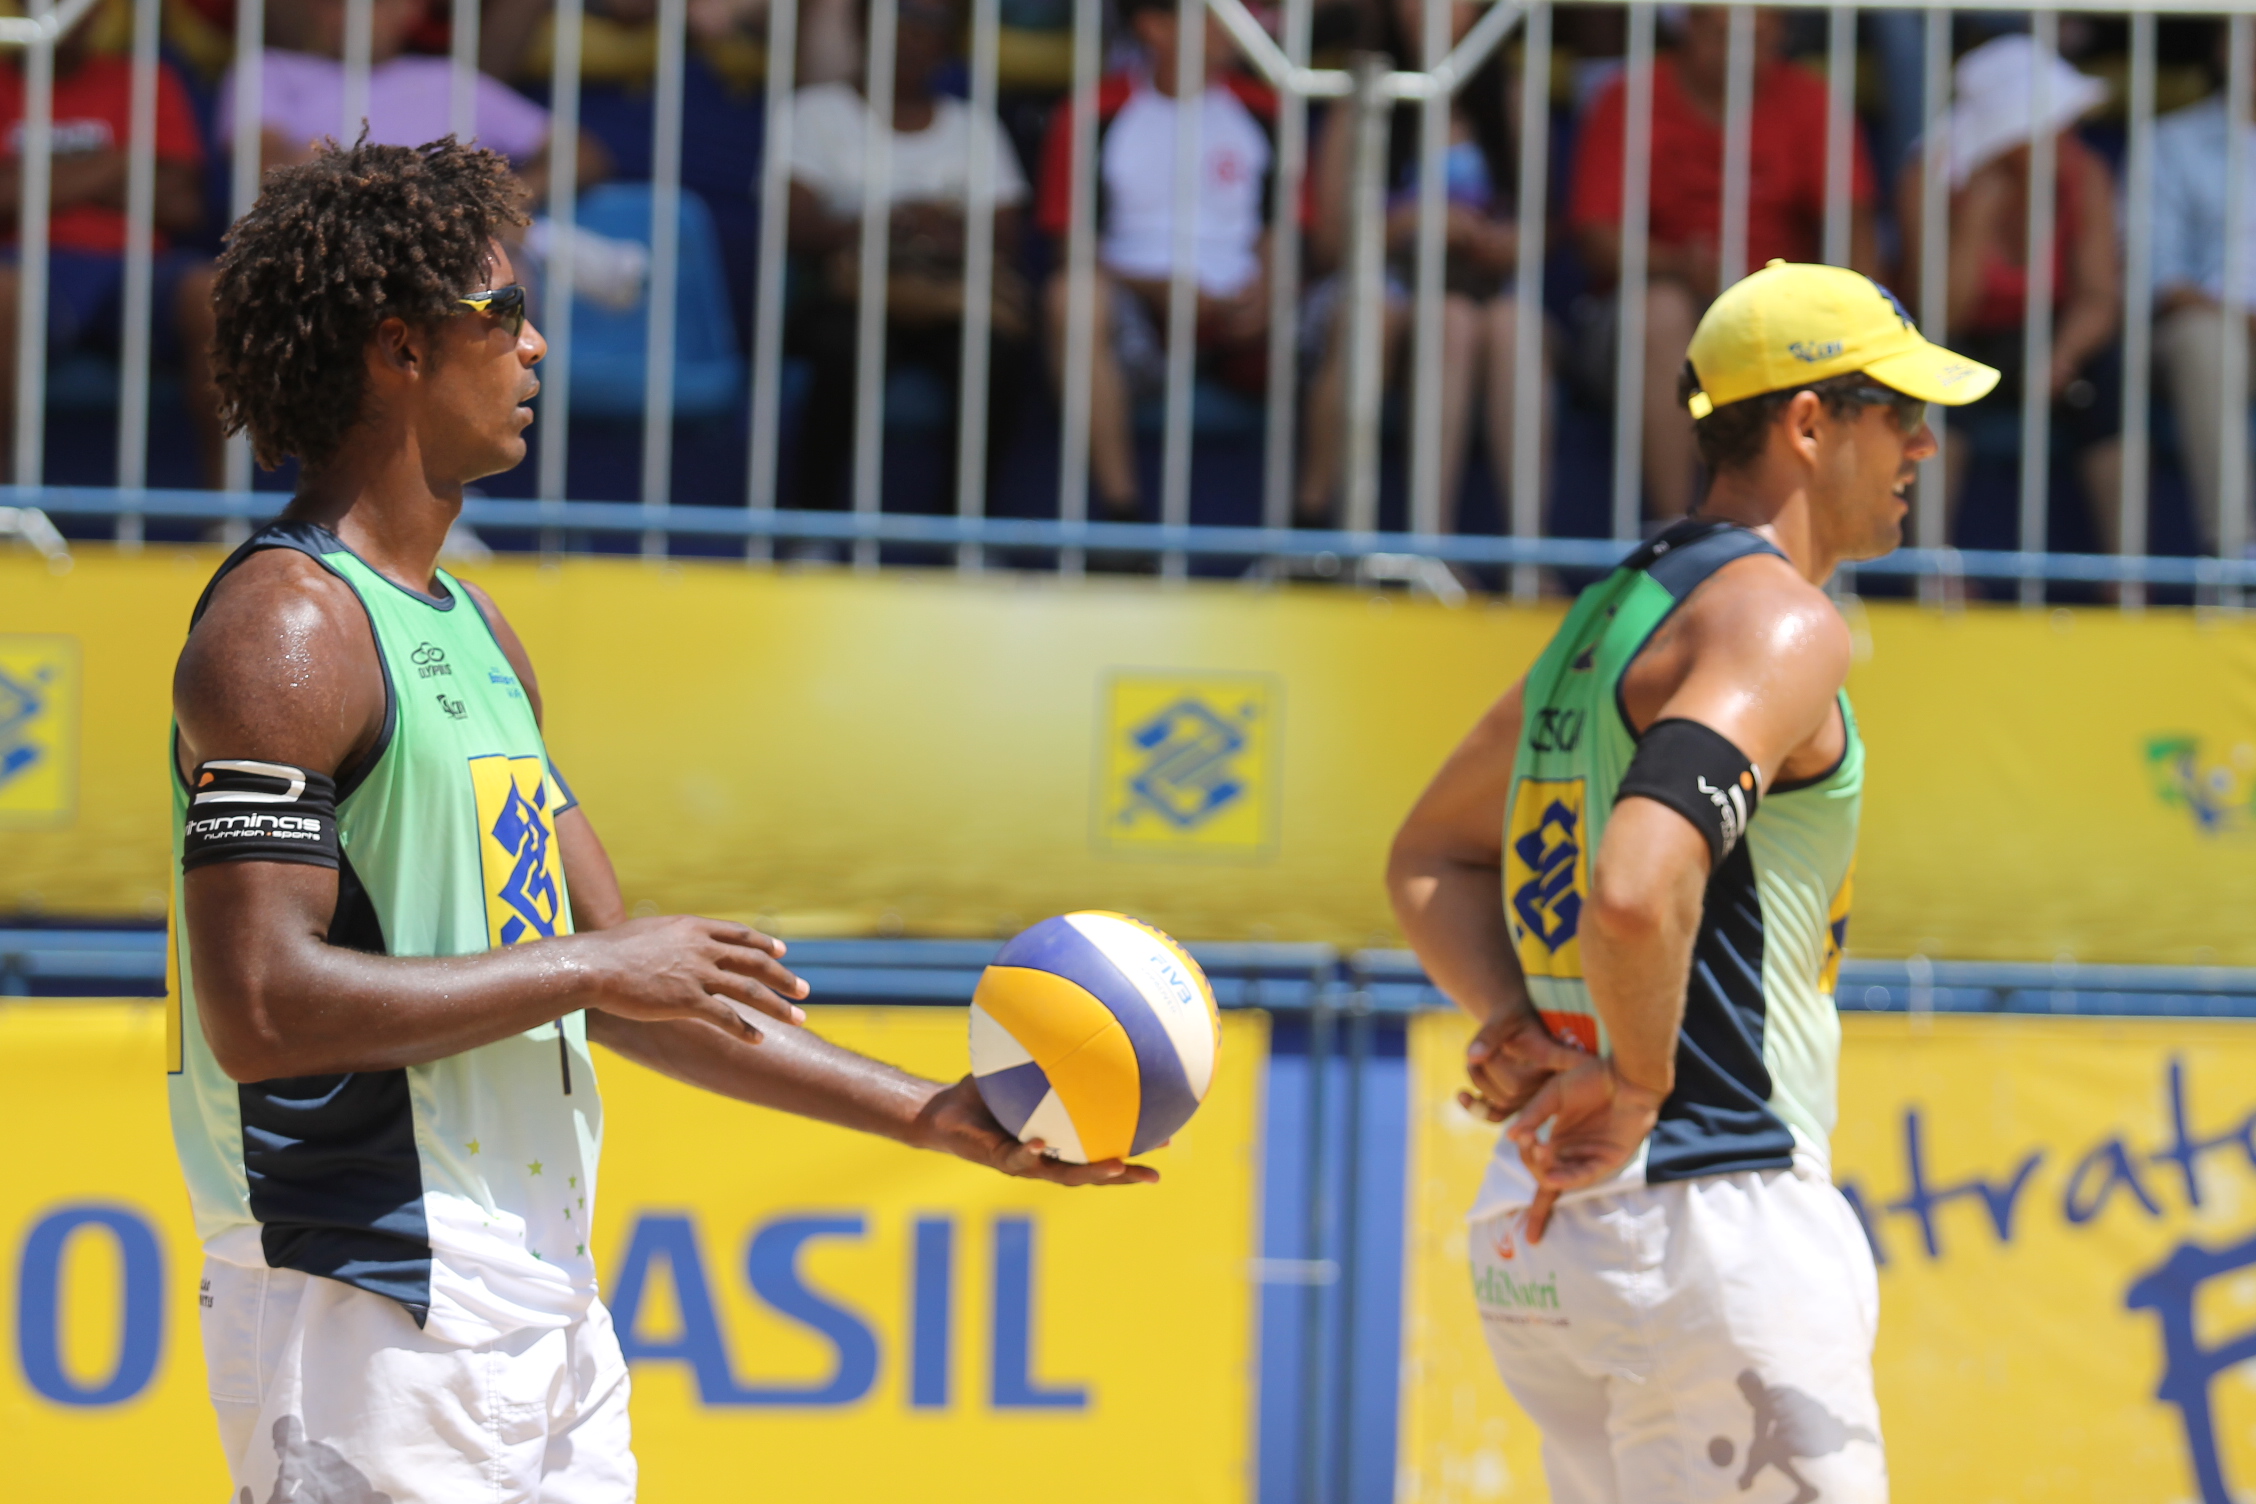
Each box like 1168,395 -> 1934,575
968,911 -> 1221,1164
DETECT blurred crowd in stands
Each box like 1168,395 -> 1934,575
9,0 -> 2256,575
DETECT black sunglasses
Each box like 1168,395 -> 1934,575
1850,384 -> 1926,434
456,284 -> 528,338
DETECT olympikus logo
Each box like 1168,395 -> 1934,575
1697,772 -> 1755,856
411,642 -> 453,679
184,813 -> 323,838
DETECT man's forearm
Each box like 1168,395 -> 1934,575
588,1011 -> 943,1146
1581,802 -> 1708,1094
186,905 -> 609,1079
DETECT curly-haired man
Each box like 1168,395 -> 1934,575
170,137 -> 1149,1502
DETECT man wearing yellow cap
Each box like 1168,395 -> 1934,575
1387,262 -> 1996,1502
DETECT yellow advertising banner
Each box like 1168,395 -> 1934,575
1,1002 -> 1265,1501
8,549 -> 2256,963
1398,1009 -> 2256,1504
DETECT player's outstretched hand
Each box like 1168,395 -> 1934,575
1456,1003 -> 1587,1124
915,1075 -> 1162,1187
1505,1055 -> 1663,1243
580,916 -> 810,1042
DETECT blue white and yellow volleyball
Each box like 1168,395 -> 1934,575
969,911 -> 1221,1164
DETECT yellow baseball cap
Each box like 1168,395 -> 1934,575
1683,261 -> 2000,418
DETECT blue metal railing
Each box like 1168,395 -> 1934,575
18,485 -> 2256,589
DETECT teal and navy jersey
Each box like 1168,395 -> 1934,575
167,522 -> 601,1346
1476,519 -> 1861,1213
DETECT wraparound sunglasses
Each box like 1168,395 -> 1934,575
456,284 -> 528,338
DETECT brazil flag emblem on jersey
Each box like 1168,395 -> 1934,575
1504,777 -> 1588,981
470,754 -> 573,948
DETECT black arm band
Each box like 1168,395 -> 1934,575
1615,718 -> 1760,866
182,760 -> 341,871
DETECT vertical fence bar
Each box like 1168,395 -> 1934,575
1509,1 -> 1550,600
1329,983 -> 1371,1504
2017,11 -> 2057,607
450,0 -> 480,141
223,0 -> 262,499
1822,5 -> 1854,267
1610,3 -> 1654,540
2119,10 -> 2154,610
849,0 -> 899,570
1296,987 -> 1335,1504
1261,0 -> 1312,535
746,0 -> 798,553
641,0 -> 686,553
539,0 -> 583,535
343,0 -> 372,138
1158,0 -> 1207,579
1409,0 -> 1451,539
1057,0 -> 1101,576
1717,5 -> 1752,288
13,3 -> 51,489
952,0 -> 1001,571
1916,4 -> 1947,566
115,0 -> 160,537
2220,14 -> 2252,597
1342,56 -> 1390,537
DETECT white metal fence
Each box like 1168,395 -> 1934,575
4,0 -> 2254,601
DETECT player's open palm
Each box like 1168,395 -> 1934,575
1506,1055 -> 1664,1240
915,1076 -> 1162,1187
582,915 -> 810,1039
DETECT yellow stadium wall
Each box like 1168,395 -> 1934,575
0,1001 -> 1266,1501
4,547 -> 2254,962
1398,1010 -> 2256,1503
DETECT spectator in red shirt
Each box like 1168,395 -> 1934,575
0,6 -> 218,484
1567,7 -> 1879,518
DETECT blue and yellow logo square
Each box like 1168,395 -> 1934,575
1097,672 -> 1279,859
469,754 -> 574,947
1504,777 -> 1588,980
0,633 -> 78,827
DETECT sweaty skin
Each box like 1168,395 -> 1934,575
1387,388 -> 1933,1239
177,239 -> 1154,1189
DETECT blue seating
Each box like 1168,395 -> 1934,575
560,183 -> 747,420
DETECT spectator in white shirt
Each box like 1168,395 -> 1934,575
2153,24 -> 2256,555
783,0 -> 1033,513
1034,0 -> 1276,523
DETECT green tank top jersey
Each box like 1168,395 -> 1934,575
167,521 -> 600,1344
1499,519 -> 1861,1190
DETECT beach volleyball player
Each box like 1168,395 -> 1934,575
1387,262 -> 1996,1502
168,139 -> 1150,1503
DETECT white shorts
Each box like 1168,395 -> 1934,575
1468,1163 -> 1886,1504
199,1258 -> 636,1504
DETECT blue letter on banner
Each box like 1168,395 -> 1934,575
910,1216 -> 952,1409
611,1214 -> 750,1404
612,1214 -> 880,1407
991,1217 -> 1088,1410
16,1204 -> 164,1406
743,1217 -> 880,1406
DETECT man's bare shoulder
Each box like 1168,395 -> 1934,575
1682,552 -> 1854,685
173,547 -> 386,775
